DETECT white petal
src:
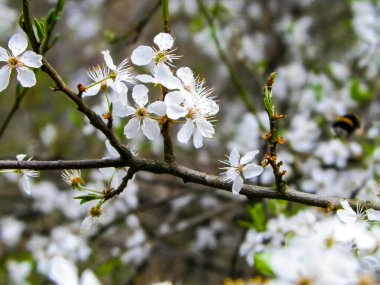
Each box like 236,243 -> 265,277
154,62 -> 181,89
8,33 -> 28,57
16,67 -> 36,87
147,101 -> 166,116
193,128 -> 203,148
337,210 -> 357,223
124,118 -> 140,138
109,79 -> 123,94
112,102 -> 127,117
16,154 -> 27,161
141,118 -> 160,140
80,269 -> 101,285
21,176 -> 31,195
195,118 -> 214,137
49,256 -> 79,285
240,150 -> 260,165
136,74 -> 156,84
367,209 -> 380,221
126,105 -> 136,116
131,46 -> 154,66
229,149 -> 240,166
132,84 -> 149,106
105,140 -> 119,157
177,119 -> 194,144
0,66 -> 11,92
341,200 -> 354,211
208,99 -> 219,115
0,47 -> 9,61
243,164 -> 263,179
82,84 -> 101,97
117,84 -> 128,106
101,50 -> 116,70
153,33 -> 174,50
19,51 -> 42,68
165,91 -> 185,104
232,175 -> 244,195
176,67 -> 195,87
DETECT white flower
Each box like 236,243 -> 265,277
61,169 -> 84,189
164,69 -> 219,148
15,154 -> 39,195
336,200 -> 366,223
131,33 -> 180,66
124,85 -> 166,140
0,33 -> 42,91
84,50 -> 134,96
220,149 -> 263,195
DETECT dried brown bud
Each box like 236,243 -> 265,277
77,83 -> 86,93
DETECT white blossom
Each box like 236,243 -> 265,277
220,149 -> 263,195
124,84 -> 166,140
0,33 -> 42,91
131,33 -> 180,67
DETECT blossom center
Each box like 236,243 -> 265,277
90,206 -> 102,218
236,164 -> 244,174
296,277 -> 314,285
136,107 -> 148,119
155,51 -> 168,64
8,57 -> 21,68
186,108 -> 196,119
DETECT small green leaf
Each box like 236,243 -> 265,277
190,16 -> 204,33
33,18 -> 45,41
254,253 -> 274,276
247,203 -> 267,232
74,195 -> 102,205
350,79 -> 372,103
56,0 -> 65,13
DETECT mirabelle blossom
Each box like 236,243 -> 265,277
0,33 -> 42,91
124,84 -> 166,140
336,200 -> 366,223
131,33 -> 180,67
220,149 -> 263,195
84,50 -> 134,96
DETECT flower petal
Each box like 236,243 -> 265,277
112,102 -> 127,117
165,91 -> 185,104
80,269 -> 101,285
367,209 -> 380,222
154,62 -> 182,89
132,84 -> 149,106
19,51 -> 42,68
0,47 -> 9,62
229,149 -> 240,166
177,119 -> 194,144
232,175 -> 244,195
8,33 -> 28,57
193,128 -> 203,148
154,33 -> 174,50
0,66 -> 11,92
240,150 -> 260,165
124,118 -> 140,138
101,50 -> 116,70
141,118 -> 160,140
16,154 -> 27,161
131,46 -> 154,66
195,118 -> 214,138
136,74 -> 156,84
147,101 -> 166,116
16,66 -> 36,87
105,140 -> 119,158
243,164 -> 263,179
176,67 -> 195,87
21,176 -> 31,195
125,105 -> 136,116
83,84 -> 101,97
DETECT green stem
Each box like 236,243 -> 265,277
162,0 -> 170,33
21,0 -> 39,52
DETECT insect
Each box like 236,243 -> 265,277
332,114 -> 361,137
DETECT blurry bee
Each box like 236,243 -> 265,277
332,114 -> 361,137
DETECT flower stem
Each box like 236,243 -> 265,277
162,0 -> 170,33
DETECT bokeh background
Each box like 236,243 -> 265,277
1,0 -> 380,284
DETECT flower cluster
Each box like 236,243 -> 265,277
84,33 -> 219,148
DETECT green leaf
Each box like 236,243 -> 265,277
74,195 -> 102,205
56,0 -> 65,13
33,18 -> 45,42
190,16 -> 204,33
350,79 -> 372,103
247,203 -> 267,232
254,253 -> 274,276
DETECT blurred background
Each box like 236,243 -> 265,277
0,0 -> 380,284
